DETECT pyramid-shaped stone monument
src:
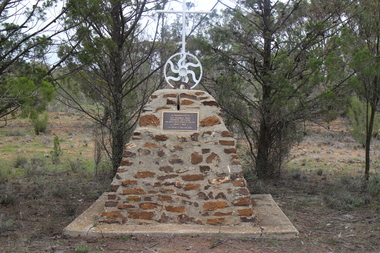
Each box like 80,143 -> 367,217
63,88 -> 298,238
98,89 -> 256,226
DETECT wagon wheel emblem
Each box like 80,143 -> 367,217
164,52 -> 202,89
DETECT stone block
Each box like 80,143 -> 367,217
105,201 -> 118,207
215,192 -> 227,199
233,179 -> 246,187
165,205 -> 186,213
181,99 -> 194,105
206,153 -> 221,164
163,93 -> 177,98
224,148 -> 237,154
221,131 -> 234,137
202,101 -> 219,107
140,203 -> 161,209
122,188 -> 146,195
138,148 -> 151,156
200,116 -> 221,127
236,188 -> 250,195
214,211 -> 233,216
101,211 -> 124,218
134,171 -> 155,178
118,204 -> 135,209
177,214 -> 195,224
219,140 -> 235,146
238,208 -> 254,216
232,197 -> 251,206
110,185 -> 119,192
108,194 -> 117,200
154,135 -> 169,141
191,152 -> 203,165
169,158 -> 184,164
126,196 -> 141,201
128,211 -> 155,220
200,165 -> 211,173
123,151 -> 136,157
181,174 -> 205,181
159,166 -> 174,173
157,174 -> 179,181
206,217 -> 225,225
121,180 -> 138,186
203,201 -> 228,211
120,159 -> 133,166
184,184 -> 201,191
180,93 -> 197,99
155,106 -> 171,112
139,114 -> 160,127
157,195 -> 173,203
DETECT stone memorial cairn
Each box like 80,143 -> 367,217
99,89 -> 256,226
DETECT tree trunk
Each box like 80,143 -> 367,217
255,0 -> 277,179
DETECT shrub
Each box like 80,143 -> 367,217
14,156 -> 28,168
348,97 -> 380,146
0,193 -> 16,207
4,130 -> 25,136
69,158 -> 83,173
30,157 -> 46,169
0,215 -> 14,234
322,175 -> 367,210
30,113 -> 49,135
75,244 -> 90,253
368,175 -> 380,197
51,136 -> 62,164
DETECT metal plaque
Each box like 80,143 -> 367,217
162,111 -> 199,131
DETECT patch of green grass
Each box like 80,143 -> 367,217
119,235 -> 130,241
1,130 -> 26,136
75,243 -> 90,253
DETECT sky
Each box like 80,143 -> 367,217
165,0 -> 238,12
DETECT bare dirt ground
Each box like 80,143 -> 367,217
0,113 -> 379,252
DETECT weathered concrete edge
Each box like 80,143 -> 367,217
63,194 -> 298,239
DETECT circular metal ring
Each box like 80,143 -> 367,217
164,52 -> 202,89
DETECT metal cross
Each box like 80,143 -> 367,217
157,0 -> 211,54
157,0 -> 211,89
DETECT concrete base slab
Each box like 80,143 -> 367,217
63,193 -> 298,239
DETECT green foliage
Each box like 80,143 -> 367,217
13,156 -> 28,169
75,244 -> 90,253
368,175 -> 380,197
322,175 -> 367,210
200,0 -> 350,179
51,136 -> 63,165
30,113 -> 49,135
348,97 -> 379,146
0,215 -> 14,234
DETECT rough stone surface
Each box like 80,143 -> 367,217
98,89 -> 256,226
